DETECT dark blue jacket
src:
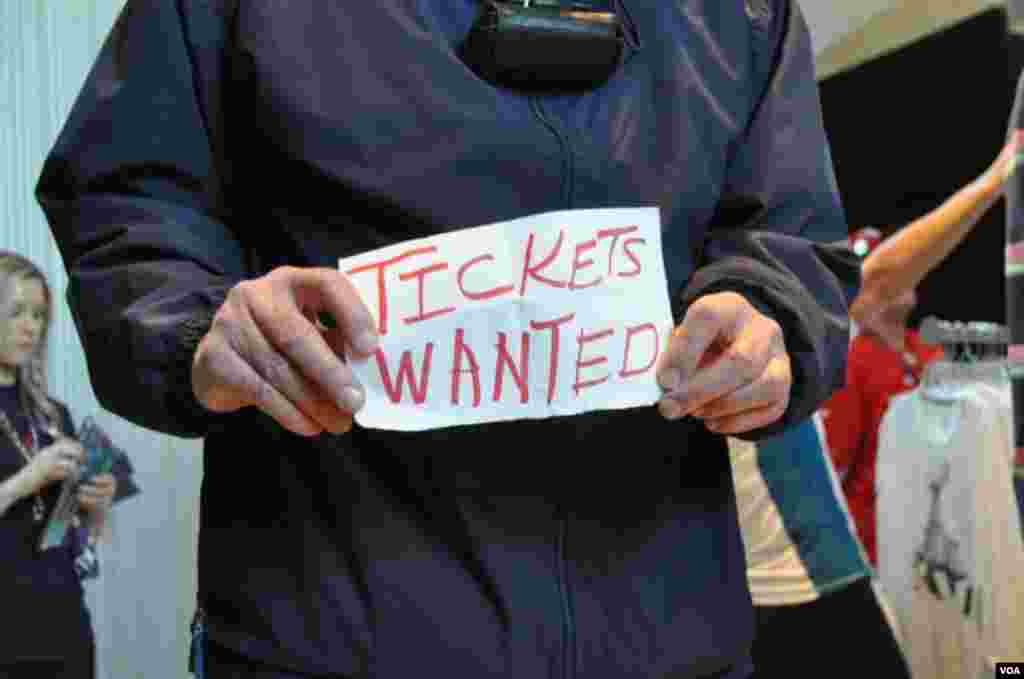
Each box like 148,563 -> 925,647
37,1 -> 858,676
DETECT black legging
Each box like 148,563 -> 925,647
750,577 -> 910,678
203,635 -> 750,678
204,640 -> 352,679
0,640 -> 95,679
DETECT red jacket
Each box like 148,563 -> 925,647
821,329 -> 944,564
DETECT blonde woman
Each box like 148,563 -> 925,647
0,252 -> 115,678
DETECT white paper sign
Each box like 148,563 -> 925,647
339,207 -> 673,431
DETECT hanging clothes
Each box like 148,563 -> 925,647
875,381 -> 1024,678
1004,72 -> 1024,539
820,329 -> 944,565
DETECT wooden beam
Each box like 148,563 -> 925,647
815,0 -> 1004,80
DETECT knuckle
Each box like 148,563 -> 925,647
208,311 -> 242,349
764,318 -> 784,342
194,338 -> 232,385
276,314 -> 311,349
719,291 -> 746,308
687,303 -> 716,325
231,279 -> 258,305
257,351 -> 294,389
242,278 -> 279,312
266,266 -> 305,295
762,369 -> 788,397
726,349 -> 759,380
269,265 -> 298,281
252,375 -> 277,411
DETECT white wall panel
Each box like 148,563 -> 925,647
1,4 -> 201,677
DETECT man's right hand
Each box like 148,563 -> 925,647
191,266 -> 379,436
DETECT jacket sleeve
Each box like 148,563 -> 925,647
36,0 -> 245,439
676,0 -> 860,440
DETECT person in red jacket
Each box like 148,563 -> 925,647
821,262 -> 944,565
822,144 -> 1012,565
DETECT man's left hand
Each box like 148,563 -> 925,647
656,292 -> 791,434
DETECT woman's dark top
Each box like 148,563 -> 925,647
0,383 -> 92,662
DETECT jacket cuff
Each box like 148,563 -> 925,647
165,293 -> 228,437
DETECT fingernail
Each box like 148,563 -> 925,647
659,369 -> 683,393
659,399 -> 683,420
343,385 -> 366,413
352,330 -> 379,356
325,418 -> 348,435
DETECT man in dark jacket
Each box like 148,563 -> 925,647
37,1 -> 858,677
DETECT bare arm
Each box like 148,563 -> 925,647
852,142 -> 1013,317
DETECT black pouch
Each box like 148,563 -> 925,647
459,0 -> 625,92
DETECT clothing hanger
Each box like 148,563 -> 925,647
920,317 -> 1009,349
918,317 -> 1009,402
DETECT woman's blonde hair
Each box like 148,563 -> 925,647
0,252 -> 61,433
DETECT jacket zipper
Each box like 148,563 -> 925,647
555,509 -> 576,679
530,94 -> 577,679
529,97 -> 575,209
